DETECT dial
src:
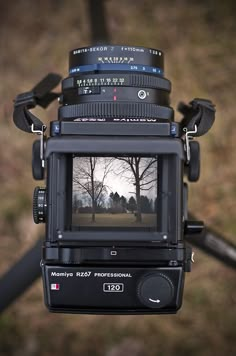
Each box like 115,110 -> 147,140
33,187 -> 47,224
137,273 -> 174,309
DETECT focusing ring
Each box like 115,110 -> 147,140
62,74 -> 171,92
59,103 -> 173,120
62,87 -> 170,106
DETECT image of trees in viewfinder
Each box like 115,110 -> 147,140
72,156 -> 158,227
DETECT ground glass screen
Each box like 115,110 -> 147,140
72,156 -> 158,229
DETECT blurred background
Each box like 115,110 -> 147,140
0,0 -> 235,355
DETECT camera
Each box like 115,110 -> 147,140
13,45 -> 215,314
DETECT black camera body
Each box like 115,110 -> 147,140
14,45 -> 215,314
41,134 -> 189,314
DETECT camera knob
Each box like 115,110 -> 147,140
137,273 -> 174,309
33,187 -> 47,224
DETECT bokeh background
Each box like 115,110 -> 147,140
0,0 -> 235,355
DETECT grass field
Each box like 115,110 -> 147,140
72,213 -> 156,227
0,1 -> 235,355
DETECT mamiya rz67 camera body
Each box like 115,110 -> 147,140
13,45 -> 215,314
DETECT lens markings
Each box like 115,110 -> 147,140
69,64 -> 164,76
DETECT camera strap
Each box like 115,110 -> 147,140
13,73 -> 62,133
178,98 -> 216,137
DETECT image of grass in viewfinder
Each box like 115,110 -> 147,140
72,213 -> 157,227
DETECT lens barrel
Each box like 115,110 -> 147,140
60,45 -> 173,122
69,45 -> 164,75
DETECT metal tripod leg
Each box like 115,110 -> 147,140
0,239 -> 42,313
88,0 -> 110,44
185,223 -> 236,269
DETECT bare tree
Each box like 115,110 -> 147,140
73,157 -> 112,222
116,157 -> 157,222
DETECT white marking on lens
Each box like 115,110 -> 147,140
138,90 -> 147,99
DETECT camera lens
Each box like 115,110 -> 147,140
69,45 -> 164,75
59,45 -> 173,122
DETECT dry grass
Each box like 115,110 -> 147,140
0,0 -> 236,355
72,213 -> 156,226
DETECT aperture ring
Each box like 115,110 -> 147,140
59,103 -> 174,120
62,74 -> 171,92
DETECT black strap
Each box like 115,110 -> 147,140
13,73 -> 62,133
178,98 -> 215,137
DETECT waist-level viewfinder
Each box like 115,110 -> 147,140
13,45 -> 215,314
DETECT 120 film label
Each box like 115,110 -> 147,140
103,283 -> 124,293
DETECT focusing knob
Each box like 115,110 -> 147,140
33,187 -> 47,224
137,273 -> 174,309
32,140 -> 44,180
188,141 -> 200,182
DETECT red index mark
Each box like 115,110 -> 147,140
113,87 -> 117,101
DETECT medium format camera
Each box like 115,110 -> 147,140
13,45 -> 215,314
